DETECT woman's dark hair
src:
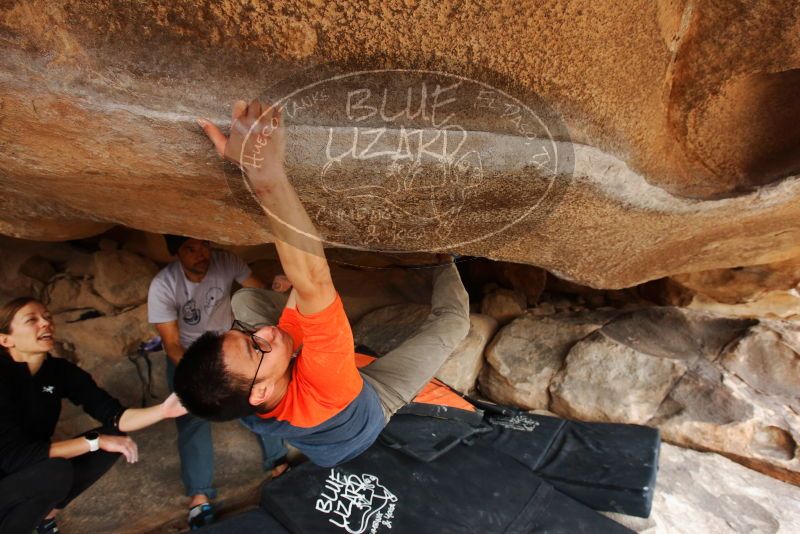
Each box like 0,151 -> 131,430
0,296 -> 41,355
174,331 -> 254,421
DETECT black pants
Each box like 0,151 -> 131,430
0,449 -> 120,533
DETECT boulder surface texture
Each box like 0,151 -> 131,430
1,1 -> 799,288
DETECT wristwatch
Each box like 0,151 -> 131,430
85,431 -> 100,452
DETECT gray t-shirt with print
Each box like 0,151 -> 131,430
147,249 -> 251,348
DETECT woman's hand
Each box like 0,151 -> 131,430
197,99 -> 286,179
99,435 -> 139,463
271,274 -> 293,293
161,392 -> 188,419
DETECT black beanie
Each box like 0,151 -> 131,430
164,234 -> 190,256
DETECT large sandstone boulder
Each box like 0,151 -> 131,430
92,250 -> 159,308
0,248 -> 50,301
0,2 -> 798,288
721,323 -> 800,401
0,237 -> 92,302
549,331 -> 688,423
43,276 -> 116,315
64,252 -> 96,277
54,304 -> 154,362
479,310 -> 618,409
480,287 -> 527,325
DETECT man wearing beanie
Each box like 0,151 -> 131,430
147,236 -> 283,529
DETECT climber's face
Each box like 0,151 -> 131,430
177,239 -> 211,277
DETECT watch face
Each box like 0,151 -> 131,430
85,431 -> 100,440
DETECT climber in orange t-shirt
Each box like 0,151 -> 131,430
174,99 -> 470,467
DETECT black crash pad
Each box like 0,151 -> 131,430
261,439 -> 633,534
477,412 -> 660,518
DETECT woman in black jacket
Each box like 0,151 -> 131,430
0,297 -> 188,534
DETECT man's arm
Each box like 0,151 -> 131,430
246,172 -> 335,315
198,100 -> 335,315
154,321 -> 184,366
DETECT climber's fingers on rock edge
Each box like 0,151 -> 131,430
196,118 -> 228,157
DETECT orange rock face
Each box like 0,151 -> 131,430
0,1 -> 798,287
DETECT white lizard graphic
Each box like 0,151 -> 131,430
316,470 -> 399,534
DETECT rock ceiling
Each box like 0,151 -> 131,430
0,0 -> 798,287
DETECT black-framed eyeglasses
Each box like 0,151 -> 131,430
231,319 -> 272,395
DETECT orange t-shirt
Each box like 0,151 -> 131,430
257,294 -> 364,428
257,292 -> 475,429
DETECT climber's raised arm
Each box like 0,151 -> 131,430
198,100 -> 335,315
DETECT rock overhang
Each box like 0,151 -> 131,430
1,0 -> 798,289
